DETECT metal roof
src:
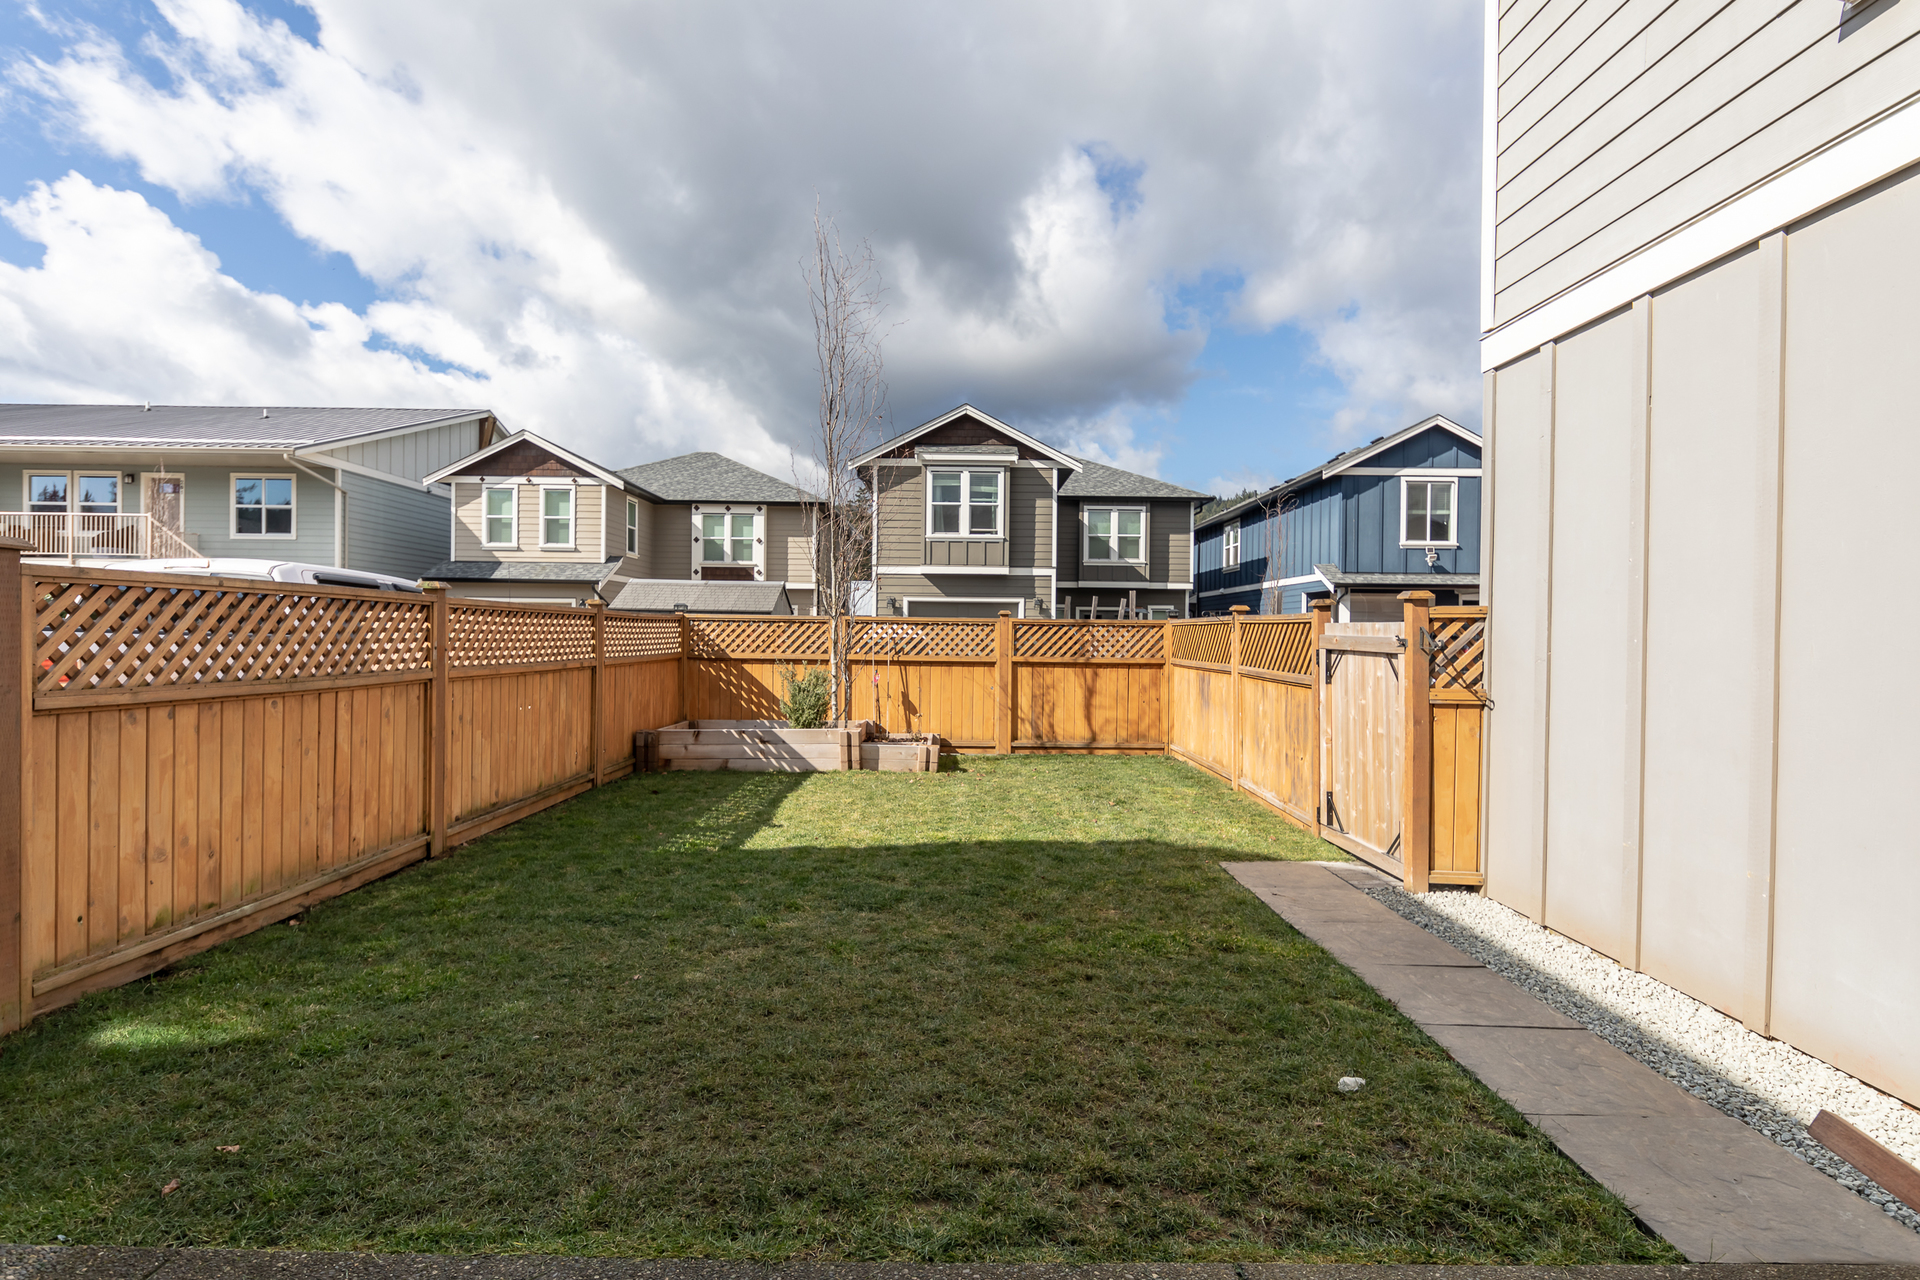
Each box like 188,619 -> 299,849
0,404 -> 489,450
616,452 -> 812,504
421,560 -> 624,583
609,578 -> 793,614
1058,455 -> 1209,501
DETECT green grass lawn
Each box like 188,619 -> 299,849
0,756 -> 1677,1263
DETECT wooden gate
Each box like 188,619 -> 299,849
1319,622 -> 1405,872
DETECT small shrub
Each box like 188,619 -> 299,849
777,665 -> 831,728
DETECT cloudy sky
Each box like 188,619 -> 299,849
0,0 -> 1481,495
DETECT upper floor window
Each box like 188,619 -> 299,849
929,469 -> 1000,536
1402,478 -> 1456,547
541,487 -> 573,547
233,475 -> 294,537
626,498 -> 640,555
1222,519 -> 1241,569
1085,507 -> 1144,562
483,486 -> 516,546
702,511 -> 756,562
27,472 -> 121,515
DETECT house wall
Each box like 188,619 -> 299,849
339,471 -> 452,580
451,479 -> 605,563
766,505 -> 810,584
1058,499 -> 1190,586
1490,0 -> 1920,327
876,571 -> 1050,617
1482,161 -> 1920,1106
649,503 -> 690,579
874,463 -> 924,567
319,417 -> 490,482
600,491 -> 650,563
180,465 -> 339,565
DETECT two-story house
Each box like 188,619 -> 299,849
421,431 -> 814,612
1192,414 -> 1480,620
0,403 -> 496,580
853,405 -> 1207,619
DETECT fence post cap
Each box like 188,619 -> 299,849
1228,605 -> 1251,615
418,580 -> 448,592
0,534 -> 33,552
1308,598 -> 1333,612
1396,590 -> 1436,604
998,610 -> 1012,618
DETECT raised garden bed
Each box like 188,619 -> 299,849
641,720 -> 940,773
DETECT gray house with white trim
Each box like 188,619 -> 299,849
854,405 -> 1208,618
0,403 -> 496,579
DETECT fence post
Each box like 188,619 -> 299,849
1228,605 -> 1248,792
995,610 -> 1014,754
590,600 -> 607,788
1309,597 -> 1331,839
676,613 -> 691,725
1,538 -> 29,1035
424,583 -> 451,857
1161,618 -> 1173,755
1400,590 -> 1435,893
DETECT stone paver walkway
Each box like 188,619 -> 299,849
1221,860 -> 1920,1266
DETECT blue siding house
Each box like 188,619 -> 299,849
1193,415 -> 1481,619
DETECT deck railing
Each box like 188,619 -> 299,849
0,512 -> 200,562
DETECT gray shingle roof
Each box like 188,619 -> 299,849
422,560 -> 624,583
0,404 -> 488,449
616,453 -> 812,503
1059,456 -> 1209,501
609,578 -> 793,614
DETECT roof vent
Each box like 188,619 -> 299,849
143,401 -> 151,412
261,408 -> 270,419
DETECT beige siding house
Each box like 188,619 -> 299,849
423,433 -> 813,612
1481,0 -> 1920,1107
853,405 -> 1205,618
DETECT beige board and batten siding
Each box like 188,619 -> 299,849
874,463 -> 926,566
319,417 -> 490,482
1491,0 -> 1920,325
1482,166 -> 1920,1107
766,505 -> 812,585
452,480 -> 604,562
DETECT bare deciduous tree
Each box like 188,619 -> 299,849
801,205 -> 888,723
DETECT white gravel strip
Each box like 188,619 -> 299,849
1349,874 -> 1920,1234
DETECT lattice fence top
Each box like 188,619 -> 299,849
688,617 -> 830,658
850,619 -> 995,659
1013,620 -> 1165,661
1239,619 -> 1315,676
1168,619 -> 1230,666
604,612 -> 681,660
33,576 -> 432,700
448,602 -> 594,668
1427,610 -> 1486,693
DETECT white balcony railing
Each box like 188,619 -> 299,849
0,512 -> 200,563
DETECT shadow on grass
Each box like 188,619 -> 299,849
0,762 -> 1679,1265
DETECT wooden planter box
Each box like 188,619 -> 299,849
637,721 -> 941,773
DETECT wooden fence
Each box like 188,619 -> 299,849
1167,594 -> 1488,894
0,548 -> 1487,1038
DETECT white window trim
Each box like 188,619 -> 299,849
482,483 -> 519,548
22,469 -> 127,515
1399,476 -> 1460,549
1221,518 -> 1241,569
1082,504 -> 1148,565
538,484 -> 576,550
625,497 -> 640,556
230,472 -> 298,540
924,467 -> 1007,540
690,503 -> 766,579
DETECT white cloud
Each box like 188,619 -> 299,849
1,0 -> 1481,473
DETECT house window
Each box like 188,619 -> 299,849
928,469 -> 1001,536
541,487 -> 573,547
483,487 -> 516,546
233,475 -> 295,537
25,473 -> 120,514
1222,520 -> 1240,569
1402,478 -> 1456,546
702,512 -> 756,561
626,498 -> 640,555
1085,507 -> 1144,562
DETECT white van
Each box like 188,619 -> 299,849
110,558 -> 424,593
